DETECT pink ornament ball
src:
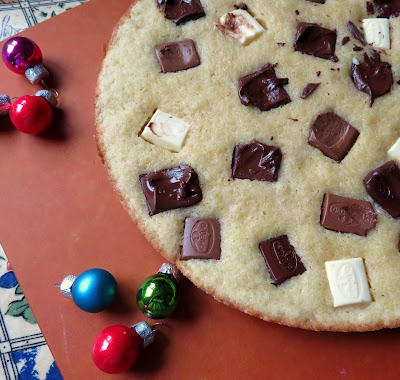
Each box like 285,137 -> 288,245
2,37 -> 43,75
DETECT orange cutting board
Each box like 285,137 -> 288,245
1,0 -> 400,378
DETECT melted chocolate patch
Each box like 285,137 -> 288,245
139,165 -> 202,216
308,111 -> 359,162
294,22 -> 337,61
364,161 -> 400,218
157,0 -> 205,25
347,21 -> 367,45
232,140 -> 282,182
155,39 -> 200,73
238,64 -> 291,112
351,51 -> 393,106
301,82 -> 320,99
374,0 -> 400,18
320,193 -> 377,236
259,235 -> 306,285
181,218 -> 221,260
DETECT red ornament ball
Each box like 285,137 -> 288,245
10,95 -> 52,135
2,37 -> 42,75
92,325 -> 142,374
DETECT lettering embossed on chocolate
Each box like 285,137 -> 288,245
155,39 -> 200,73
374,0 -> 400,18
320,193 -> 377,236
232,140 -> 282,182
238,64 -> 291,112
259,235 -> 306,285
308,111 -> 359,162
364,161 -> 400,218
294,22 -> 337,61
139,165 -> 202,216
181,218 -> 221,260
156,0 -> 205,25
351,50 -> 393,106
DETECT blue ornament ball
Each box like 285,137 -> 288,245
71,269 -> 118,313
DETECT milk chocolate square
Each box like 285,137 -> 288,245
181,218 -> 221,260
364,161 -> 400,218
320,194 -> 377,236
155,39 -> 200,73
308,111 -> 359,162
139,165 -> 202,216
294,22 -> 337,61
157,0 -> 205,25
232,140 -> 282,182
238,64 -> 291,112
259,235 -> 306,285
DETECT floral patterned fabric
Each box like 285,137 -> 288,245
0,244 -> 63,379
0,0 -> 87,41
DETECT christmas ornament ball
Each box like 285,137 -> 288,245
72,268 -> 118,313
136,273 -> 179,319
2,36 -> 42,75
9,95 -> 52,135
92,325 -> 141,374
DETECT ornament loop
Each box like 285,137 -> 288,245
158,262 -> 180,282
25,63 -> 49,85
151,322 -> 163,331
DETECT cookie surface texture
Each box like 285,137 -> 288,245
96,0 -> 400,331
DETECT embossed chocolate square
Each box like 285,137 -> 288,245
232,140 -> 282,182
320,193 -> 377,236
308,111 -> 359,162
139,165 -> 202,216
294,22 -> 337,61
155,39 -> 200,73
238,64 -> 291,112
259,235 -> 306,285
181,218 -> 221,260
157,0 -> 205,25
364,160 -> 400,218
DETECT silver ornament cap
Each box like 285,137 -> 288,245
35,90 -> 58,107
158,262 -> 180,282
131,321 -> 156,349
0,95 -> 11,116
25,63 -> 49,85
56,275 -> 76,299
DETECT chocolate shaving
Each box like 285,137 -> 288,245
234,3 -> 248,10
353,45 -> 364,51
301,83 -> 321,99
347,21 -> 367,45
342,36 -> 350,45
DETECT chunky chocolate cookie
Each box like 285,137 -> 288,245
97,0 -> 400,331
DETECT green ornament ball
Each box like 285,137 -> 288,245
136,274 -> 179,319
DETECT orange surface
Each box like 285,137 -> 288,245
1,0 -> 400,379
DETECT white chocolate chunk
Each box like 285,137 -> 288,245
140,110 -> 190,153
325,258 -> 372,308
363,18 -> 390,49
218,9 -> 265,46
388,137 -> 400,164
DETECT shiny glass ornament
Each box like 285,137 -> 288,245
9,95 -> 52,135
2,37 -> 42,75
136,263 -> 180,319
56,268 -> 118,313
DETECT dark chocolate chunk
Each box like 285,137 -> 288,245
307,0 -> 325,3
259,235 -> 306,285
366,1 -> 375,14
316,71 -> 321,76
374,0 -> 400,18
320,193 -> 377,236
234,3 -> 248,10
238,64 -> 291,112
155,39 -> 200,73
277,42 -> 286,47
139,165 -> 202,216
351,50 -> 393,106
181,218 -> 221,260
294,22 -> 337,61
301,82 -> 320,99
364,161 -> 400,218
347,21 -> 367,45
353,45 -> 364,51
295,10 -> 300,15
308,111 -> 359,162
342,36 -> 351,45
232,140 -> 282,182
156,0 -> 205,25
